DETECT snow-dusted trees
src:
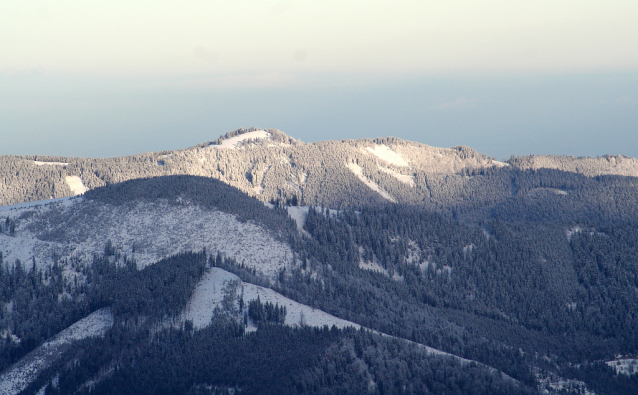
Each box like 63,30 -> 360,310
248,297 -> 287,325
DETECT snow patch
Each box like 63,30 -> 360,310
606,358 -> 638,375
536,371 -> 595,395
211,130 -> 271,149
365,145 -> 410,167
566,226 -> 583,241
463,244 -> 475,256
359,260 -> 389,277
33,161 -> 68,166
182,268 -> 362,330
0,308 -> 113,395
286,206 -> 310,232
377,165 -> 415,187
65,176 -> 87,195
346,163 -> 397,203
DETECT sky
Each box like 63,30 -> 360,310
1,1 -> 637,160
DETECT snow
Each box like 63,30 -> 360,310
65,176 -> 87,195
566,226 -> 583,241
358,247 -> 390,277
536,371 -> 595,395
33,161 -> 69,166
0,199 -> 293,278
286,206 -> 310,231
182,268 -> 362,330
606,358 -> 638,375
346,163 -> 397,203
365,145 -> 410,167
0,196 -> 77,213
210,130 -> 271,149
0,308 -> 113,395
377,165 -> 415,187
359,260 -> 389,276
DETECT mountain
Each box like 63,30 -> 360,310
1,129 -> 638,394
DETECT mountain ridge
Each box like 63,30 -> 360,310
3,128 -> 637,210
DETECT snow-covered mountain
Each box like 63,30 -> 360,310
0,128 -> 539,208
2,129 -> 638,394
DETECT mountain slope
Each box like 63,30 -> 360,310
0,176 -> 295,276
2,128 -> 637,213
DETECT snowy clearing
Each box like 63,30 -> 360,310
365,145 -> 410,167
210,130 -> 271,149
65,176 -> 87,195
377,165 -> 415,187
0,309 -> 113,395
286,206 -> 310,231
182,268 -> 361,330
346,163 -> 397,203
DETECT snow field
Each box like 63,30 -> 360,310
182,268 -> 361,330
286,206 -> 310,231
364,145 -> 410,167
65,176 -> 87,195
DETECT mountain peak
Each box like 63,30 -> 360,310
196,127 -> 300,150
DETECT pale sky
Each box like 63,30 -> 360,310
1,1 -> 637,159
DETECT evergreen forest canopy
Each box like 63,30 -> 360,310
1,130 -> 638,394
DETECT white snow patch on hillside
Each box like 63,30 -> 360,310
286,206 -> 310,231
65,176 -> 87,195
182,268 -> 361,330
359,260 -> 389,276
33,161 -> 69,166
377,165 -> 415,187
536,371 -> 595,395
346,163 -> 397,203
606,358 -> 638,375
211,130 -> 271,149
0,200 -> 293,278
358,247 -> 390,277
566,226 -> 583,241
365,145 -> 410,167
0,308 -> 113,395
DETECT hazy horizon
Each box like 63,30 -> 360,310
2,1 -> 637,160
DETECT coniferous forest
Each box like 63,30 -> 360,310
1,131 -> 638,394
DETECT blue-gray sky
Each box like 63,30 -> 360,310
1,1 -> 637,160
